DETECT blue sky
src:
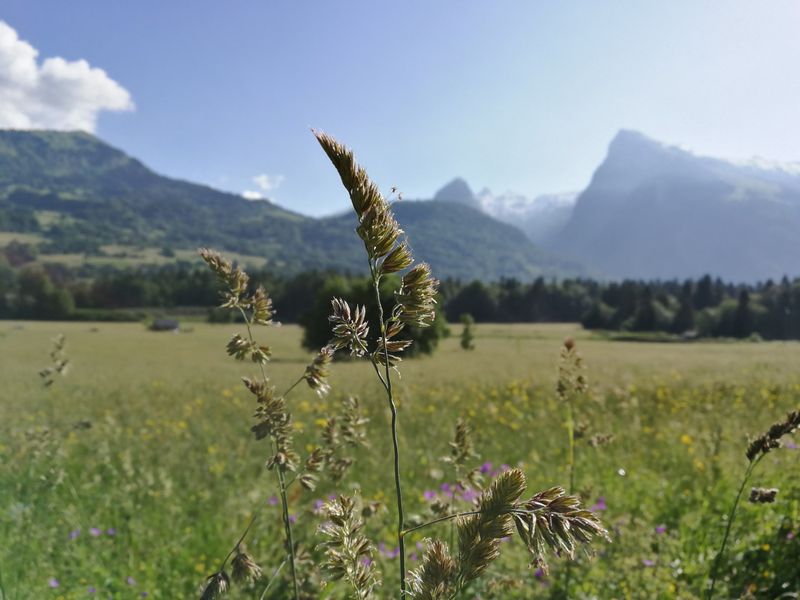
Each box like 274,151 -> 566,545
2,1 -> 799,216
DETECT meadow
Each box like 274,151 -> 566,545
1,320 -> 798,599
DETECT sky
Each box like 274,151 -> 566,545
1,1 -> 799,216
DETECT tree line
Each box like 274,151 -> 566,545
1,259 -> 799,340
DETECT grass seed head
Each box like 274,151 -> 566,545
200,571 -> 230,599
317,495 -> 381,599
396,263 -> 439,328
749,487 -> 778,503
304,345 -> 334,397
329,298 -> 370,356
745,410 -> 800,462
409,539 -> 457,600
231,548 -> 263,583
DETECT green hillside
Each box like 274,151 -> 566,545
0,130 -> 580,279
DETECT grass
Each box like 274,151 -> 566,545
1,321 -> 799,598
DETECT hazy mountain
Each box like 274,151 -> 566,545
434,178 -> 578,245
549,130 -> 800,281
433,177 -> 481,209
477,189 -> 578,245
0,130 -> 582,280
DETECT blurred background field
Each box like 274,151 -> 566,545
1,321 -> 799,598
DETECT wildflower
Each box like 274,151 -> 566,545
48,578 -> 59,588
479,462 -> 493,474
267,495 -> 279,506
423,490 -> 436,502
126,576 -> 136,585
68,529 -> 80,540
106,528 -> 116,536
590,496 -> 607,511
88,587 -> 96,594
90,527 -> 102,537
289,514 -> 297,524
642,559 -> 656,567
655,524 -> 667,535
460,488 -> 478,503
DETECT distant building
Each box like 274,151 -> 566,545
150,318 -> 180,332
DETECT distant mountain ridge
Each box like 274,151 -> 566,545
0,130 -> 581,280
550,130 -> 800,281
433,177 -> 578,245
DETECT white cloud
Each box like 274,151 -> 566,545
253,173 -> 285,192
241,190 -> 265,201
0,21 -> 133,132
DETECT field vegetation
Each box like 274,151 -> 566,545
1,321 -> 799,598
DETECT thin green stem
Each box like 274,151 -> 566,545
564,399 -> 576,599
260,558 -> 288,600
400,510 -> 483,537
706,457 -> 760,599
217,510 -> 259,573
369,261 -> 407,596
278,466 -> 300,600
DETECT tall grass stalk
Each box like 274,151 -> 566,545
236,304 -> 302,600
370,262 -> 408,594
315,129 -> 439,595
706,409 -> 800,599
557,338 -> 587,599
198,248 -> 344,599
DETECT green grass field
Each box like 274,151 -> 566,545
1,321 -> 798,599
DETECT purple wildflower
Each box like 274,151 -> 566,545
106,528 -> 116,536
460,488 -> 478,503
642,559 -> 656,567
533,568 -> 545,579
787,531 -> 796,540
655,524 -> 667,535
479,461 -> 493,474
423,490 -> 436,502
90,527 -> 102,537
500,463 -> 510,472
68,529 -> 80,540
267,495 -> 279,506
590,496 -> 607,511
48,578 -> 59,588
361,557 -> 372,566
126,576 -> 136,586
289,514 -> 297,524
785,441 -> 798,450
88,587 -> 97,594
313,499 -> 325,512
141,593 -> 148,598
409,552 -> 418,561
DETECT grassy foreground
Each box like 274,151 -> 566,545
1,321 -> 799,599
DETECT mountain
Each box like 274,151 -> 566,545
323,200 -> 580,281
433,177 -> 481,209
434,178 -> 578,245
0,130 -> 581,280
476,189 -> 577,246
549,130 -> 800,281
